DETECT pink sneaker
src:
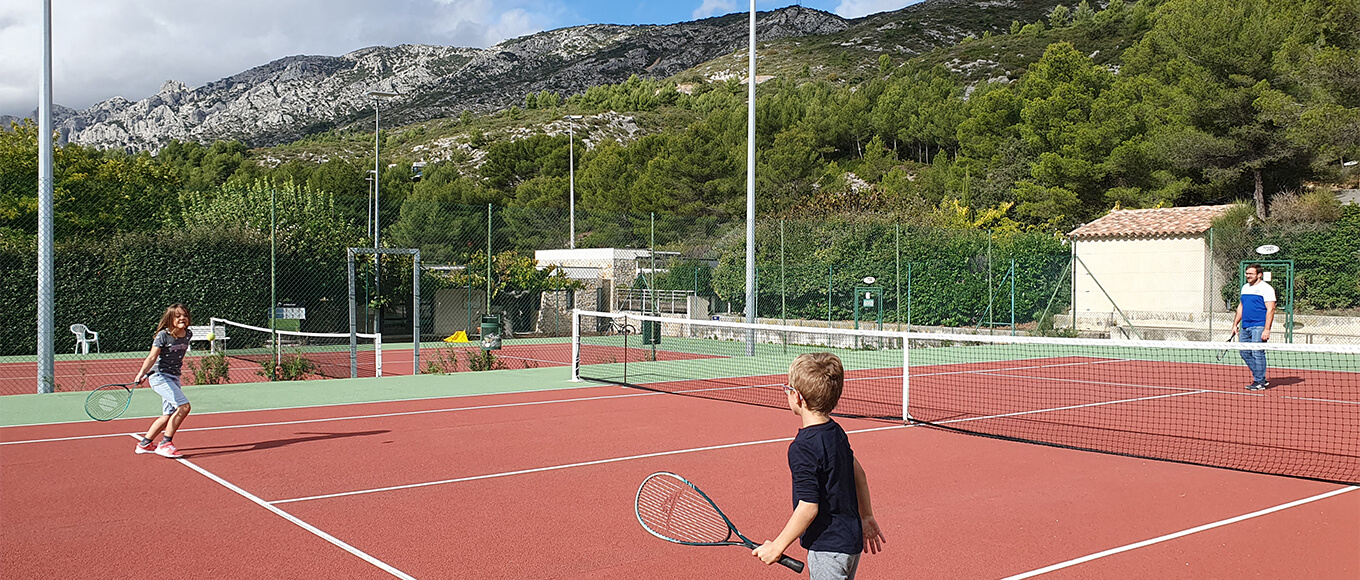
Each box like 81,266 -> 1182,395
135,440 -> 157,454
155,442 -> 183,458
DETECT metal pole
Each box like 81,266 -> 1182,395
373,100 -> 381,337
895,224 -> 901,331
1207,227 -> 1214,340
365,91 -> 398,334
744,0 -> 757,356
651,212 -> 658,359
780,220 -> 786,326
570,309 -> 581,381
348,250 -> 357,378
412,250 -> 421,375
987,230 -> 993,332
569,124 -> 575,249
487,203 -> 492,315
272,187 -> 279,370
1010,259 -> 1016,336
907,262 -> 913,332
827,265 -> 833,326
1070,239 -> 1077,332
36,0 -> 55,393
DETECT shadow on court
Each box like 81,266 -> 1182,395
183,430 -> 391,458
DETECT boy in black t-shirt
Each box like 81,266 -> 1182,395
753,353 -> 885,579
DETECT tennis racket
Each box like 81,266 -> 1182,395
635,471 -> 804,573
1215,330 -> 1237,361
84,382 -> 136,421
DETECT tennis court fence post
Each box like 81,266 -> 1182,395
412,249 -> 421,376
901,333 -> 910,423
348,248 -> 358,379
570,309 -> 581,382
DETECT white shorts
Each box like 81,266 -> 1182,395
148,373 -> 188,415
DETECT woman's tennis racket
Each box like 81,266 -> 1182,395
84,382 -> 136,421
635,471 -> 804,573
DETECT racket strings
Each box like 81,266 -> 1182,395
84,385 -> 132,421
636,476 -> 732,544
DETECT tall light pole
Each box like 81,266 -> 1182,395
366,170 -> 377,239
366,90 -> 398,334
745,0 -> 757,355
564,115 -> 583,249
36,0 -> 55,392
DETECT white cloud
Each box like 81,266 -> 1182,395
692,0 -> 737,20
0,0 -> 560,117
834,0 -> 916,19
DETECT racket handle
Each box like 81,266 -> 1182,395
778,555 -> 804,573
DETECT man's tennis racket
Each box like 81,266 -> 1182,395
635,471 -> 804,573
84,382 -> 136,421
1215,330 -> 1237,361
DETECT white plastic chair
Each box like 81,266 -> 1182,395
70,324 -> 100,354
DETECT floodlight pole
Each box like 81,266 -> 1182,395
36,0 -> 55,393
745,0 -> 757,356
565,115 -> 582,248
367,90 -> 398,334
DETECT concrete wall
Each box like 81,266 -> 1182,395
1073,236 -> 1228,315
433,288 -> 487,337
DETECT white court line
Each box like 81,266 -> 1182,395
0,380 -> 622,429
123,435 -> 416,580
270,423 -> 909,504
270,388 -> 1217,504
999,485 -> 1360,579
973,371 -> 1360,406
0,389 -> 660,446
938,390 -> 1210,425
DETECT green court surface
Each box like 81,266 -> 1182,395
0,366 -> 580,428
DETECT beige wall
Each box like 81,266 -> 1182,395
1073,236 -> 1225,314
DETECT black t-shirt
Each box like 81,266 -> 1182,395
788,419 -> 862,554
150,329 -> 192,377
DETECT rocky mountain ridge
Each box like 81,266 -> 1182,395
24,0 -> 1060,152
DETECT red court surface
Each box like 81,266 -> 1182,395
3,382 -> 1357,579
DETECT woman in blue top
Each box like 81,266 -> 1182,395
132,304 -> 194,458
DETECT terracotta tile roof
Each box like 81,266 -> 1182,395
1068,205 -> 1234,239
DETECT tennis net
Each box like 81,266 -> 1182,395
571,311 -> 1360,484
211,318 -> 382,379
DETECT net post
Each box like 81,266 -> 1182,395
348,248 -> 358,379
901,334 -> 910,423
571,309 -> 582,382
374,333 -> 383,377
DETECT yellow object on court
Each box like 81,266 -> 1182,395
444,331 -> 470,343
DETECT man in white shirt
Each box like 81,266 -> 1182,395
1231,264 -> 1275,390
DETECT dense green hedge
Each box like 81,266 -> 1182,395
1213,203 -> 1360,312
711,220 -> 1071,327
0,228 -> 357,356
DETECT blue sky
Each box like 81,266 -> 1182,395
0,0 -> 923,117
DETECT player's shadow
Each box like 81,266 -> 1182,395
1266,376 -> 1303,388
184,430 -> 390,458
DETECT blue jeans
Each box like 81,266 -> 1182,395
1239,326 -> 1267,384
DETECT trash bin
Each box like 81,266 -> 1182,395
480,314 -> 502,350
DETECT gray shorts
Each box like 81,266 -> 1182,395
808,550 -> 861,580
148,373 -> 188,415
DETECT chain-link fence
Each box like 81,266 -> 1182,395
3,198 -> 1358,395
